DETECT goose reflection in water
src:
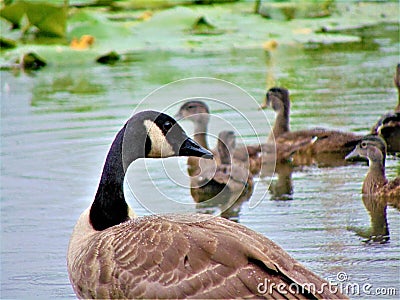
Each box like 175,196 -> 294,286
349,195 -> 390,244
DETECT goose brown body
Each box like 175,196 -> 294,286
265,87 -> 362,161
69,212 -> 344,299
68,110 -> 347,299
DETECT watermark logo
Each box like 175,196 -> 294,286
256,272 -> 398,297
333,272 -> 398,297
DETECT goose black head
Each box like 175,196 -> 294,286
122,111 -> 212,171
264,87 -> 290,112
345,135 -> 387,164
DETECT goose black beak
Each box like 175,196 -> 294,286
179,138 -> 213,159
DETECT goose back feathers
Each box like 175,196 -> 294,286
70,213 -> 345,299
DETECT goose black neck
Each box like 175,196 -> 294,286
90,125 -> 130,231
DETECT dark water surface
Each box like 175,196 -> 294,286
1,23 -> 399,298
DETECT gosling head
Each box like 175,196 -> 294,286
262,87 -> 290,112
345,135 -> 387,165
175,100 -> 210,127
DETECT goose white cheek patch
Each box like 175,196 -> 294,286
144,120 -> 175,158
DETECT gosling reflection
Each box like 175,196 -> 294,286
352,195 -> 390,244
292,152 -> 363,168
260,161 -> 294,200
195,184 -> 254,222
189,131 -> 254,222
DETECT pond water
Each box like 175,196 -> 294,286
1,23 -> 399,299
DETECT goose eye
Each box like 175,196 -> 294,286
163,121 -> 173,131
361,142 -> 367,148
187,105 -> 194,109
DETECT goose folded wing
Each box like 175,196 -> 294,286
73,215 -> 343,299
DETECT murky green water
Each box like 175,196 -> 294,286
1,23 -> 399,298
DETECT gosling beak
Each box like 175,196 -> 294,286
258,95 -> 269,110
345,147 -> 359,160
259,103 -> 268,110
179,137 -> 213,159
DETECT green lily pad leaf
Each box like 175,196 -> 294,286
0,36 -> 17,49
16,0 -> 100,6
0,17 -> 12,35
259,0 -> 334,21
0,1 -> 67,37
0,2 -> 26,27
1,45 -> 100,69
110,0 -> 193,10
68,9 -> 132,50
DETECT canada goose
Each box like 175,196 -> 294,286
264,87 -> 362,165
68,110 -> 347,299
371,64 -> 400,153
345,135 -> 400,209
190,130 -> 254,205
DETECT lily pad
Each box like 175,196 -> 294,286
0,1 -> 67,37
0,36 -> 16,49
259,1 -> 335,20
67,9 -> 132,50
1,1 -> 398,70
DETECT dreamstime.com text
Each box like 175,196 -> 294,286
256,272 -> 398,297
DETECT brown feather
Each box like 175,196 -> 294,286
68,214 -> 346,299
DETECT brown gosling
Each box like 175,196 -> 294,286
346,134 -> 400,209
371,64 -> 400,153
